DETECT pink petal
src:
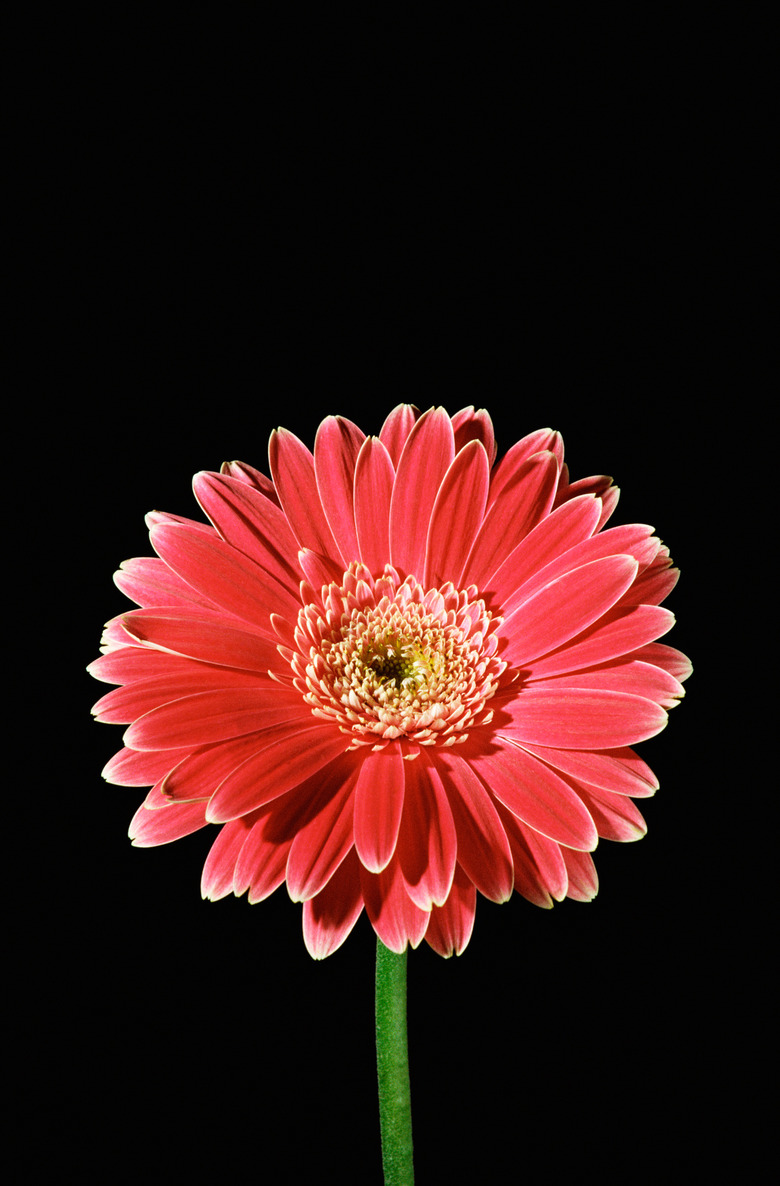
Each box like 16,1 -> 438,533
396,750 -> 457,910
451,406 -> 497,465
128,793 -> 209,846
232,811 -> 292,903
517,742 -> 658,798
531,659 -> 685,709
353,747 -> 406,873
220,459 -> 281,506
124,686 -> 309,751
389,407 -> 455,579
574,784 -> 647,842
524,604 -> 675,679
630,642 -> 693,683
497,805 -> 567,906
285,755 -> 363,901
378,404 -> 420,467
114,556 -> 216,609
205,723 -> 348,822
192,470 -> 301,584
424,440 -> 490,588
302,850 -> 364,959
102,745 -> 190,786
461,451 -> 559,588
268,427 -> 342,564
360,856 -> 430,953
500,687 -> 668,749
93,669 -> 264,724
431,749 -> 514,903
467,736 -> 598,851
485,494 -> 602,611
161,734 -> 274,802
150,521 -> 300,633
487,430 -> 563,510
314,416 -> 366,566
500,555 -> 640,669
88,647 -> 214,686
423,864 -> 476,957
354,436 -> 395,575
562,848 -> 599,902
201,817 -> 255,900
119,606 -> 283,673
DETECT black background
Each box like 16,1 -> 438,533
18,22 -> 758,1185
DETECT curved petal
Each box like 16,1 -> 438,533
389,407 -> 455,579
360,856 -> 430,953
562,848 -> 599,902
500,687 -> 668,750
201,817 -> 255,900
424,440 -> 490,588
524,604 -> 675,679
517,742 -> 658,799
378,404 -> 420,467
120,606 -> 282,673
286,755 -> 362,901
193,471 -> 301,583
128,792 -> 209,846
500,555 -> 639,669
114,556 -> 217,609
124,686 -> 309,751
396,750 -> 457,910
423,864 -> 476,957
269,427 -> 342,564
451,406 -> 497,465
354,436 -> 395,575
353,746 -> 406,873
302,850 -> 364,959
431,749 -> 514,903
314,416 -> 365,566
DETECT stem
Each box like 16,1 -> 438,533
375,940 -> 415,1185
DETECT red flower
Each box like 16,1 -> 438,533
89,406 -> 690,958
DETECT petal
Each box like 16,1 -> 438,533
232,811 -> 292,903
562,848 -> 599,902
353,746 -> 406,874
114,556 -> 216,609
500,555 -> 640,669
574,784 -> 647,842
205,722 -> 348,822
423,864 -> 476,957
378,403 -> 420,467
360,856 -> 430,953
192,470 -> 300,584
201,817 -> 256,900
119,606 -> 283,673
424,440 -> 490,588
354,436 -> 395,575
389,407 -> 455,579
396,750 -> 457,910
451,406 -> 497,465
150,521 -> 300,633
462,450 -> 559,589
93,669 -> 263,724
524,604 -> 675,679
431,749 -> 514,903
124,687 -> 309,750
314,416 -> 366,566
517,743 -> 658,798
128,793 -> 209,846
302,850 -> 364,959
487,430 -> 563,509
102,745 -> 190,787
161,734 -> 273,802
531,659 -> 685,709
497,805 -> 568,906
500,686 -> 668,749
269,426 -> 342,565
629,642 -> 693,683
467,736 -> 598,851
286,754 -> 362,901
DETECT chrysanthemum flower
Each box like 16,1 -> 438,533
89,406 -> 690,959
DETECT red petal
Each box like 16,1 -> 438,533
124,686 -> 309,750
501,686 -> 668,749
389,407 -> 455,579
360,857 -> 430,953
353,747 -> 406,873
424,440 -> 490,588
302,850 -> 364,959
354,436 -> 395,574
423,864 -> 477,957
525,604 -> 675,679
431,749 -> 514,903
396,751 -> 457,910
314,416 -> 366,566
269,427 -> 342,564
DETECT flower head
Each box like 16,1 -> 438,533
89,406 -> 690,958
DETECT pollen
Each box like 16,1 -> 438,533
287,562 -> 506,751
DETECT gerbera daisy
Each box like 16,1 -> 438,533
89,405 -> 690,959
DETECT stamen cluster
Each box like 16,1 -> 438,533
289,563 -> 506,750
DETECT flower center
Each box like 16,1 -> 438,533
287,563 -> 506,752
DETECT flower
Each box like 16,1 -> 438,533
89,406 -> 691,959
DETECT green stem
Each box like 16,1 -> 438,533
375,940 -> 415,1185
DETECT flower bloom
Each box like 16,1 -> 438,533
89,406 -> 690,958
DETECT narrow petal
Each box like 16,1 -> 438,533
497,805 -> 568,906
517,742 -> 658,798
531,659 -> 685,709
192,470 -> 301,584
575,784 -> 647,842
378,404 -> 420,467
269,427 -> 342,564
161,734 -> 273,802
424,440 -> 490,588
128,794 -> 209,846
102,745 -> 190,787
120,606 -> 282,673
562,848 -> 599,902
629,642 -> 693,683
360,857 -> 430,953
354,436 -> 395,575
286,755 -> 362,901
389,407 -> 455,579
302,850 -> 364,959
232,812 -> 292,903
124,687 -> 309,751
431,749 -> 514,903
524,604 -> 675,679
484,494 -> 602,611
500,555 -> 639,669
114,556 -> 216,609
93,670 -> 264,724
206,723 -> 348,822
150,521 -> 300,633
500,686 -> 668,749
396,750 -> 457,910
467,736 -> 598,851
314,416 -> 365,565
487,430 -> 563,510
423,864 -> 477,957
461,451 -> 559,588
353,747 -> 406,873
451,406 -> 497,465
201,817 -> 255,900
